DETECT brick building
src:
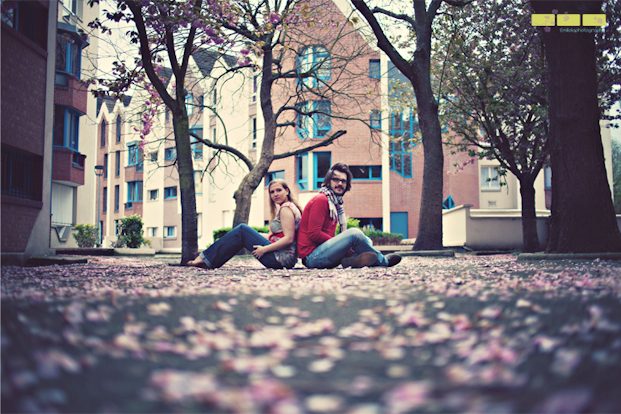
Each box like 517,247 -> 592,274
2,1 -> 57,264
49,0 -> 100,248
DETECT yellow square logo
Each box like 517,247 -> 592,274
583,14 -> 606,26
532,14 -> 555,26
556,14 -> 580,26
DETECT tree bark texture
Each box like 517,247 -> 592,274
519,176 -> 540,253
532,1 -> 621,253
172,116 -> 199,264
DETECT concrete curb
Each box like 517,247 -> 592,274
26,256 -> 88,266
518,252 -> 621,261
114,248 -> 156,256
398,250 -> 455,257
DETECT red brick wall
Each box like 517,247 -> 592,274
52,147 -> 85,185
1,23 -> 47,156
1,20 -> 49,253
1,198 -> 43,252
54,77 -> 88,114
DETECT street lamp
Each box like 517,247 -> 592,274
94,165 -> 104,247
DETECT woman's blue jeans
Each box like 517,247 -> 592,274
302,228 -> 388,269
200,224 -> 283,269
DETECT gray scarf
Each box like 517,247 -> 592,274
319,186 -> 347,232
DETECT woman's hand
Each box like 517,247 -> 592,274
252,245 -> 269,259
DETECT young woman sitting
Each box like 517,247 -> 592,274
188,179 -> 303,269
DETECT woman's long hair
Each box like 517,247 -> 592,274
268,179 -> 303,220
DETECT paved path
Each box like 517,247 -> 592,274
2,254 -> 621,413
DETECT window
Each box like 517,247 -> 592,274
190,128 -> 203,160
115,151 -> 121,176
165,109 -> 170,122
55,33 -> 82,83
357,218 -> 383,231
114,185 -> 120,211
314,101 -> 331,137
481,166 -> 500,190
195,171 -> 202,194
165,148 -> 176,161
185,93 -> 194,115
252,75 -> 259,102
116,115 -> 121,142
212,88 -> 217,106
114,220 -> 120,236
296,101 -> 331,139
369,59 -> 380,78
370,110 -> 381,129
2,1 -> 48,50
442,195 -> 455,210
297,153 -> 308,190
350,166 -> 381,180
389,112 -> 418,178
298,45 -> 331,87
126,181 -> 143,208
149,227 -> 158,237
53,108 -> 80,152
199,95 -> 204,112
544,166 -> 552,189
266,170 -> 285,186
164,186 -> 177,199
164,226 -> 176,238
149,189 -> 158,200
313,152 -> 331,190
127,143 -> 143,168
150,151 -> 158,162
101,120 -> 107,146
1,146 -> 42,201
103,187 -> 107,213
251,118 -> 257,149
103,154 -> 108,179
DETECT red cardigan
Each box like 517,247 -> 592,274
297,193 -> 337,259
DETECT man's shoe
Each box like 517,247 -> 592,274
385,254 -> 402,267
341,252 -> 378,268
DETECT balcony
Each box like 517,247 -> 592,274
52,147 -> 85,186
54,74 -> 88,114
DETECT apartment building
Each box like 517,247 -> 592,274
2,0 -> 100,262
49,0 -> 100,249
96,49 -> 265,251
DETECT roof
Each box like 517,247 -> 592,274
96,95 -> 132,117
192,48 -> 238,78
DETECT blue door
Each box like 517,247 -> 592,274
390,212 -> 408,239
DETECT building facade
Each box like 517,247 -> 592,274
1,0 -> 57,264
50,0 -> 100,249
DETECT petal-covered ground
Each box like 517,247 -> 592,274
2,254 -> 621,413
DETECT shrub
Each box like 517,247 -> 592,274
363,230 -> 403,246
117,215 -> 145,248
336,217 -> 361,235
213,225 -> 269,242
72,224 -> 98,248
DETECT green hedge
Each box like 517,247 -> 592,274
336,218 -> 403,245
213,225 -> 269,242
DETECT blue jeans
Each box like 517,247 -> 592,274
200,224 -> 283,269
302,228 -> 388,269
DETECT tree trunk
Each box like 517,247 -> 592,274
532,0 -> 621,253
172,116 -> 199,264
232,47 -> 276,228
519,176 -> 539,253
411,52 -> 444,251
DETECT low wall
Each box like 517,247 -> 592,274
443,205 -> 550,251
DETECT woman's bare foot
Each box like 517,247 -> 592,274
187,257 -> 210,269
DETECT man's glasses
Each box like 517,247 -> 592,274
331,178 -> 347,185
